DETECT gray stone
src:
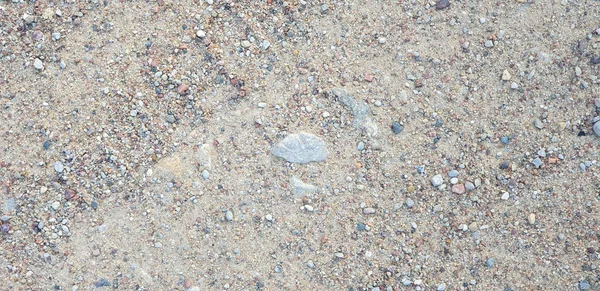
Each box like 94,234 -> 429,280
290,176 -> 318,195
534,119 -> 544,129
391,122 -> 403,134
261,40 -> 270,50
431,174 -> 444,187
51,32 -> 61,40
465,182 -> 475,191
532,158 -> 543,168
201,169 -> 209,180
271,133 -> 328,163
406,198 -> 415,208
486,258 -> 495,268
33,58 -> 44,70
437,283 -> 446,291
332,88 -> 379,139
484,40 -> 494,48
54,161 -> 64,173
363,207 -> 376,214
579,280 -> 591,290
593,121 -> 600,136
3,198 -> 15,213
357,141 -> 365,151
225,210 -> 233,221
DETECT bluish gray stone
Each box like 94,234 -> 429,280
271,133 -> 328,163
391,122 -> 403,134
465,182 -> 475,191
357,141 -> 365,151
532,158 -> 543,168
594,121 -> 600,136
579,280 -> 591,290
448,170 -> 459,177
486,258 -> 495,268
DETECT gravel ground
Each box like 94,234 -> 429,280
1,0 -> 599,290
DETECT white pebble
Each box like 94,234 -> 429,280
34,58 -> 44,70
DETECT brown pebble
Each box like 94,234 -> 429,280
64,189 -> 79,200
177,84 -> 189,94
364,74 -> 374,82
184,279 -> 192,289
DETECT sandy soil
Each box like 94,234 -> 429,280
0,0 -> 599,290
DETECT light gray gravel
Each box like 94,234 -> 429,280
271,132 -> 328,163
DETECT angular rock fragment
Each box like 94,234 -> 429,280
331,88 -> 379,139
290,176 -> 319,195
271,132 -> 328,163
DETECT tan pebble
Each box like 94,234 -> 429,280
468,222 -> 478,232
177,84 -> 189,94
528,213 -> 536,225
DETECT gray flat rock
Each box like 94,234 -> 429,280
290,176 -> 319,195
271,132 -> 328,163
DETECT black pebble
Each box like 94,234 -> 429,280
391,121 -> 403,134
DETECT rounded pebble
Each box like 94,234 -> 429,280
391,121 -> 403,134
225,210 -> 234,221
593,121 -> 600,136
448,170 -> 459,177
54,162 -> 64,173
